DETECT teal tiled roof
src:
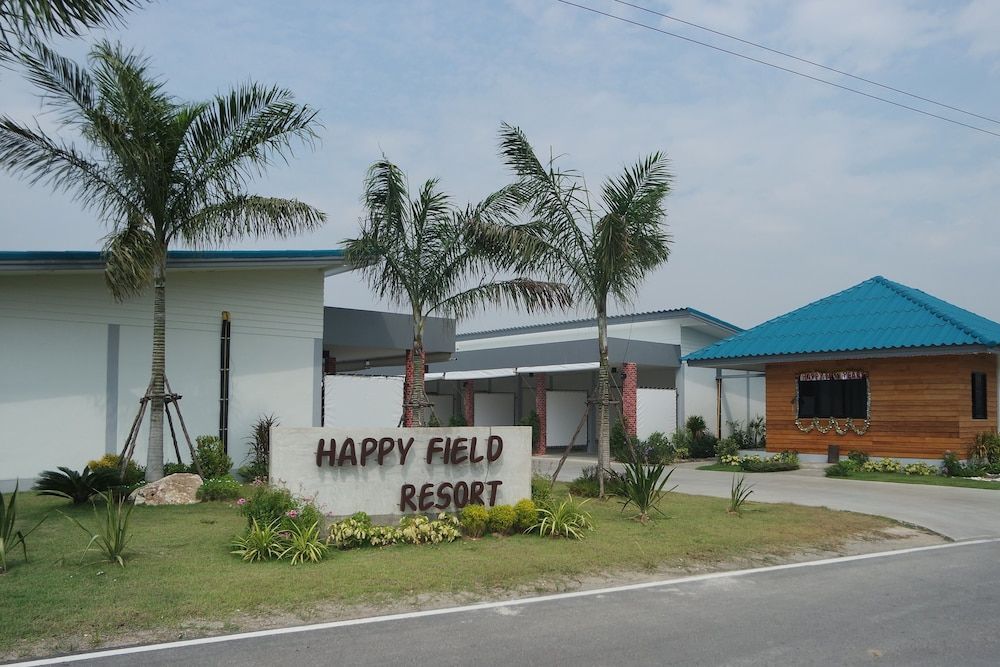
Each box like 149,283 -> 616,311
684,276 -> 1000,363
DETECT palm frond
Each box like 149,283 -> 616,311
431,278 -> 572,320
1,0 -> 141,61
102,224 -> 159,300
179,194 -> 326,246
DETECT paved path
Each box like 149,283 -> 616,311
17,540 -> 1000,666
533,456 -> 1000,540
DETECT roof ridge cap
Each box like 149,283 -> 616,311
873,276 -> 984,343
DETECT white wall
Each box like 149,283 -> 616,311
637,388 -> 677,438
0,268 -> 324,484
324,375 -> 403,428
546,390 -> 588,447
474,392 -> 515,426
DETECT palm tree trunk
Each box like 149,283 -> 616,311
596,302 -> 610,497
146,256 -> 167,481
410,314 -> 427,427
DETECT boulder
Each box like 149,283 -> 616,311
129,473 -> 204,506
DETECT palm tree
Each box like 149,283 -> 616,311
0,41 -> 325,481
0,0 -> 141,63
483,123 -> 673,495
344,158 -> 572,427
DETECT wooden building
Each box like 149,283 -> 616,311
685,277 -> 1000,461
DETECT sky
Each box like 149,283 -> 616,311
2,0 -> 999,333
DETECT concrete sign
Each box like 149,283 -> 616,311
270,426 -> 532,516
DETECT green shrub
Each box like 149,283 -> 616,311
728,418 -> 766,449
529,495 -> 594,539
62,491 -> 133,567
231,518 -> 284,562
847,450 -> 869,467
279,521 -> 328,565
238,414 -> 275,482
715,437 -> 740,462
368,525 -> 402,547
568,476 -> 601,498
162,462 -> 192,476
87,454 -> 145,486
487,505 -> 517,535
448,414 -> 467,427
398,514 -> 461,544
969,432 -> 1000,467
33,467 -> 119,504
941,451 -> 983,477
860,458 -> 901,473
238,484 -> 296,527
531,474 -> 552,506
327,512 -> 373,549
611,419 -> 639,461
902,462 -> 936,476
644,431 -> 675,464
197,476 -> 242,501
825,461 -> 853,477
686,415 -> 707,435
194,435 -> 232,479
427,414 -> 441,427
513,499 -> 538,532
460,504 -> 489,537
520,410 -> 540,449
738,451 -> 799,473
680,416 -> 717,458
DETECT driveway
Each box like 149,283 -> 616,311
533,456 -> 1000,540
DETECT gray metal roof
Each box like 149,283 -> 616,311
425,337 -> 680,373
457,307 -> 742,340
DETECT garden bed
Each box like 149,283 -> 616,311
3,486 -> 902,659
823,471 -> 1000,490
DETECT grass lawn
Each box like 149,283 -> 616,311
2,487 -> 897,657
831,471 -> 1000,490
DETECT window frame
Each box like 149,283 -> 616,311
796,371 -> 870,420
972,372 -> 988,420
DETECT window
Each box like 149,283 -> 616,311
972,372 -> 988,420
797,372 -> 868,419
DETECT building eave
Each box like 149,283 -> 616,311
685,344 -> 994,371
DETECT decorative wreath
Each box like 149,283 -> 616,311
793,370 -> 871,436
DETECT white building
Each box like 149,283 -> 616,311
361,309 -> 766,453
0,250 -> 358,490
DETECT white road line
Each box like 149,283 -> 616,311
8,537 -> 999,666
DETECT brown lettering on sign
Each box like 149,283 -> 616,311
417,483 -> 435,511
469,436 -> 483,462
399,484 -> 417,511
435,482 -> 453,509
398,437 -> 415,464
426,437 -> 444,464
486,480 -> 502,505
377,437 -> 395,464
453,481 -> 469,507
338,438 -> 357,466
451,437 -> 469,464
316,438 -> 337,467
487,435 -> 503,462
468,480 -> 485,505
360,438 -> 378,466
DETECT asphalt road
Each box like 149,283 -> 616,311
536,457 -> 1000,540
20,539 -> 1000,667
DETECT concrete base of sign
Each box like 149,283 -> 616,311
271,426 -> 532,517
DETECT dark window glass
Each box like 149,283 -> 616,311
972,372 -> 988,420
798,378 -> 868,419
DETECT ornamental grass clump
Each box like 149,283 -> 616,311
62,491 -> 134,567
610,450 -> 676,524
728,474 -> 754,515
34,467 -> 120,505
1,483 -> 47,573
530,495 -> 594,540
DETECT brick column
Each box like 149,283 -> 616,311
403,349 -> 415,427
534,373 -> 547,455
623,362 -> 638,437
463,380 -> 475,426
